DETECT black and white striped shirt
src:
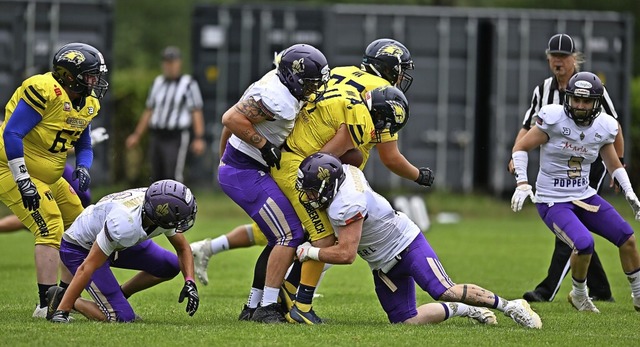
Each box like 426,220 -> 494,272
146,74 -> 203,130
521,75 -> 618,130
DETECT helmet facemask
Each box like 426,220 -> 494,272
565,94 -> 601,126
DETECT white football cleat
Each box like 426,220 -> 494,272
632,293 -> 640,312
465,306 -> 498,325
568,290 -> 600,313
191,239 -> 211,286
504,299 -> 542,329
32,304 -> 47,318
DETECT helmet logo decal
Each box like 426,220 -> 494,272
387,100 -> 406,125
292,58 -> 305,75
376,44 -> 403,58
317,166 -> 330,181
574,80 -> 592,89
155,203 -> 170,217
60,50 -> 86,66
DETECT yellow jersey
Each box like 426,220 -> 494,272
328,66 -> 397,168
285,83 -> 374,157
0,72 -> 100,184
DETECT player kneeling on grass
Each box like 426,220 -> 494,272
295,153 -> 542,328
47,179 -> 199,323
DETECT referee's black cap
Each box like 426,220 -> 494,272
162,46 -> 182,61
546,34 -> 575,55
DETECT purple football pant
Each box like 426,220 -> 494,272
218,145 -> 304,248
536,194 -> 634,255
373,233 -> 456,323
63,165 -> 91,208
60,239 -> 179,322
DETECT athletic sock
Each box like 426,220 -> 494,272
625,268 -> 640,298
285,260 -> 302,288
59,281 -> 69,289
492,295 -> 508,311
572,277 -> 588,297
261,286 -> 280,306
38,283 -> 54,307
441,302 -> 471,320
208,236 -> 229,256
246,288 -> 263,308
295,284 -> 316,310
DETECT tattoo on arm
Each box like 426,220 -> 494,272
234,99 -> 275,122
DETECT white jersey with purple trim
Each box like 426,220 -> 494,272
228,69 -> 304,166
534,104 -> 618,203
328,165 -> 420,271
63,188 -> 176,254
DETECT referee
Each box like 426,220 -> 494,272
508,33 -> 624,302
126,46 -> 206,182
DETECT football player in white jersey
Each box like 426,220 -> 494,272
217,43 -> 330,323
46,179 -> 199,323
511,72 -> 640,313
294,152 -> 542,328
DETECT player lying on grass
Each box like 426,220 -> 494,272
294,152 -> 542,328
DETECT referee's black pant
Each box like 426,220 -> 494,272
529,157 -> 613,301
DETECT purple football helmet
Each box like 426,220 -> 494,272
276,43 -> 330,101
52,42 -> 109,99
296,152 -> 345,210
361,38 -> 414,92
564,71 -> 604,126
143,179 -> 197,232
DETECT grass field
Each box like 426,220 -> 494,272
1,189 -> 639,346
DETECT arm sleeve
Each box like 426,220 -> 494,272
3,100 -> 43,160
74,125 -> 93,168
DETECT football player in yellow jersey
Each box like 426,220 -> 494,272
0,42 -> 108,317
191,39 -> 434,322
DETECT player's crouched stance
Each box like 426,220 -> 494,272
295,153 -> 542,328
511,71 -> 640,313
47,179 -> 199,323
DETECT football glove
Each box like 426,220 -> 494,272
415,167 -> 435,187
259,141 -> 282,170
625,191 -> 640,221
90,127 -> 109,146
16,178 -> 40,211
72,166 -> 91,192
296,242 -> 313,262
178,280 -> 199,316
511,184 -> 535,212
50,310 -> 71,323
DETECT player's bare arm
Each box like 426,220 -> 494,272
317,218 -> 364,264
377,140 -> 420,181
512,125 -> 548,153
168,233 -> 196,280
601,143 -> 624,174
319,124 -> 355,157
222,99 -> 274,147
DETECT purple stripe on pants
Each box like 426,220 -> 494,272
535,194 -> 634,254
373,233 -> 455,323
218,145 -> 305,247
60,239 -> 179,322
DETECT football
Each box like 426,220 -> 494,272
339,148 -> 364,167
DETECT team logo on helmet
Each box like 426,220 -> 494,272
155,203 -> 169,217
388,100 -> 407,125
376,44 -> 403,58
317,166 -> 330,181
575,80 -> 593,89
292,58 -> 305,75
60,50 -> 86,66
